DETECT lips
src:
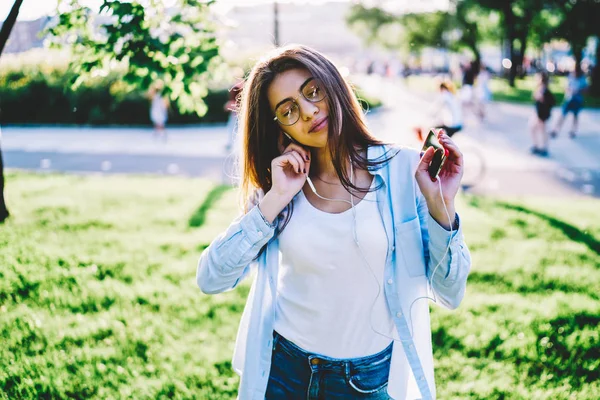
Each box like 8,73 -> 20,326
309,117 -> 328,133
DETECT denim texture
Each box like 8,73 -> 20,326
266,331 -> 392,400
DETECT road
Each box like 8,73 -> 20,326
2,76 -> 600,198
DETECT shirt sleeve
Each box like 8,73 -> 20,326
416,188 -> 472,310
196,199 -> 276,295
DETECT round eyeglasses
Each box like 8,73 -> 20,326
273,78 -> 326,126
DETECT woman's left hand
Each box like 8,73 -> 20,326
415,130 -> 463,227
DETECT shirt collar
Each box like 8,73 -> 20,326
367,144 -> 399,183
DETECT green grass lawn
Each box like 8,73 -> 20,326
405,75 -> 600,109
1,172 -> 599,399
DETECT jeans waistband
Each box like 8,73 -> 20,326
273,331 -> 393,372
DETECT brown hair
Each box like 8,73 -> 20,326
439,79 -> 457,95
237,45 -> 396,225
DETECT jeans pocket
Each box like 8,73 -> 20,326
347,365 -> 389,394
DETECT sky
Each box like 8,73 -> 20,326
1,0 -> 450,22
0,0 -> 355,21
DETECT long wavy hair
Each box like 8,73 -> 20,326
237,45 -> 397,225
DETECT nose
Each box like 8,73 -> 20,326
299,97 -> 319,121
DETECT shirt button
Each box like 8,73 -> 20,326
409,344 -> 414,349
391,245 -> 395,251
387,279 -> 393,284
257,230 -> 263,237
420,376 -> 425,381
396,312 -> 402,317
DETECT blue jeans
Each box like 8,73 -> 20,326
265,331 -> 392,399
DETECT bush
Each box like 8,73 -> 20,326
0,52 -> 380,126
0,60 -> 230,126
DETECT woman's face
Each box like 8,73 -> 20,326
267,68 -> 329,148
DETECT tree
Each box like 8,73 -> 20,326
47,0 -> 223,117
553,0 -> 598,67
345,1 -> 497,63
528,0 -> 600,94
477,0 -> 560,86
0,0 -> 24,223
345,4 -> 399,50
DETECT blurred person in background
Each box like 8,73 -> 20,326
530,72 -> 555,157
459,60 -> 477,111
474,63 -> 491,121
415,79 -> 463,142
550,65 -> 588,139
197,45 -> 471,400
148,80 -> 170,140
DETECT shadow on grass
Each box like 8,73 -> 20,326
468,271 -> 598,299
528,312 -> 600,388
497,202 -> 600,257
189,185 -> 233,228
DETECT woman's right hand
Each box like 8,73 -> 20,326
258,139 -> 311,224
270,141 -> 311,201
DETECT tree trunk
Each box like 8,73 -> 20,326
591,39 -> 600,97
0,0 -> 25,222
572,46 -> 583,69
0,149 -> 8,223
0,0 -> 24,54
503,2 -> 517,87
467,37 -> 481,63
517,36 -> 528,78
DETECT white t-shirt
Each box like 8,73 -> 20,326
274,182 -> 396,359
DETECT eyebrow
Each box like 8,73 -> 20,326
273,77 -> 315,111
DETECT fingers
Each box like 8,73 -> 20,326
288,151 -> 306,174
283,142 -> 311,162
437,132 -> 463,166
276,153 -> 301,174
417,146 -> 435,172
274,150 -> 308,174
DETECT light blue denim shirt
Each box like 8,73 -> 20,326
197,145 -> 472,400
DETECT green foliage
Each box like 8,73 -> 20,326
0,53 -> 381,125
345,4 -> 399,49
489,75 -> 600,108
551,0 -> 600,63
46,0 -> 224,117
345,1 -> 500,59
0,53 -> 230,125
1,172 -> 600,398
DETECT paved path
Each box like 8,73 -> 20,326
2,75 -> 600,198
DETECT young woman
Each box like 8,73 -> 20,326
197,45 -> 472,400
550,65 -> 588,139
430,80 -> 463,138
530,72 -> 555,157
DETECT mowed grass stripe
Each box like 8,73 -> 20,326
1,171 -> 598,399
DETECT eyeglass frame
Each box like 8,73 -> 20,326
272,77 -> 327,126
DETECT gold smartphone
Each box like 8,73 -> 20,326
421,129 -> 446,180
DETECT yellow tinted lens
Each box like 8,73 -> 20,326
303,79 -> 325,102
276,101 -> 299,125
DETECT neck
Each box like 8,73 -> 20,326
311,146 -> 343,181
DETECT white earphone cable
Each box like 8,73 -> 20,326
305,160 -> 454,342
